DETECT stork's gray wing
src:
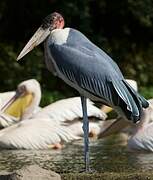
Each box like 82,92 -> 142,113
47,29 -> 148,122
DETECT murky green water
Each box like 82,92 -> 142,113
0,135 -> 153,173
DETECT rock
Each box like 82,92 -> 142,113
0,165 -> 61,180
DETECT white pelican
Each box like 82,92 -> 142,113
128,99 -> 153,151
99,99 -> 153,152
0,79 -> 41,127
0,97 -> 107,149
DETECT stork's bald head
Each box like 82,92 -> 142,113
41,12 -> 65,30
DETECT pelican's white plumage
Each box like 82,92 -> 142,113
0,92 -> 15,108
0,117 -> 78,149
0,97 -> 107,149
34,97 -> 107,138
35,97 -> 106,123
127,99 -> 153,151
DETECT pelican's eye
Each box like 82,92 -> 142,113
17,85 -> 26,96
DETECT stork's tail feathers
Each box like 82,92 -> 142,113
112,80 -> 149,123
123,80 -> 149,109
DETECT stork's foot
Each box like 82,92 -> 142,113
48,143 -> 63,149
79,168 -> 95,173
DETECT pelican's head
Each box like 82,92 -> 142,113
17,12 -> 64,61
1,79 -> 41,118
17,79 -> 41,96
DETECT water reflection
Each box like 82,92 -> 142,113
0,135 -> 153,173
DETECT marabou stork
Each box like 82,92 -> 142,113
17,12 -> 149,171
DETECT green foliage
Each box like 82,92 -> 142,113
0,0 -> 153,98
40,90 -> 66,107
128,0 -> 153,27
0,42 -> 43,91
140,86 -> 153,99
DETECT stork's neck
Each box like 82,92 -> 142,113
21,89 -> 41,119
50,28 -> 70,45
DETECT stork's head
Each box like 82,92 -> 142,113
17,12 -> 64,60
42,12 -> 64,30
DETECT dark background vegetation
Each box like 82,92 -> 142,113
0,0 -> 153,105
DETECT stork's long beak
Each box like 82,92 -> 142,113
17,27 -> 50,61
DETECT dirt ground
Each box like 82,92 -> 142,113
61,171 -> 153,180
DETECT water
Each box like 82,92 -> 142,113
0,135 -> 153,173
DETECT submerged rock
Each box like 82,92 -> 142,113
0,165 -> 61,180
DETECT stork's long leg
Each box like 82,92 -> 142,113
81,96 -> 90,171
